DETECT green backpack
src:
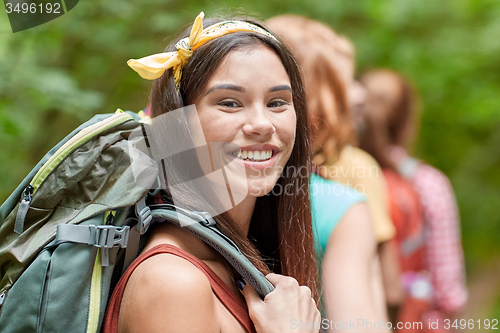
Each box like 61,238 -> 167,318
0,110 -> 273,333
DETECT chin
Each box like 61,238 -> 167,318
246,177 -> 281,197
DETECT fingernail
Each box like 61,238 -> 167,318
236,278 -> 246,291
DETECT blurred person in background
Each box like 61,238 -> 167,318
358,72 -> 430,331
360,69 -> 468,331
267,15 -> 396,332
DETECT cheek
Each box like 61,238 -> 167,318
200,120 -> 218,142
280,112 -> 297,152
198,111 -> 235,143
290,114 -> 297,144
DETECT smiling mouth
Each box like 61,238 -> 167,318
230,149 -> 274,162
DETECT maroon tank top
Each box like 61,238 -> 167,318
102,244 -> 256,333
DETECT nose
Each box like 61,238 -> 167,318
242,105 -> 276,137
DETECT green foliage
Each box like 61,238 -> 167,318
0,0 -> 499,273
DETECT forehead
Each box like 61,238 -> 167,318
207,44 -> 290,85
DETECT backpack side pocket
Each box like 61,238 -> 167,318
0,249 -> 52,333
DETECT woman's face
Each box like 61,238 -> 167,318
194,44 -> 296,199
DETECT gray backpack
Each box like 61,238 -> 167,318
0,110 -> 273,333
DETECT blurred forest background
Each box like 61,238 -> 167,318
1,0 -> 499,323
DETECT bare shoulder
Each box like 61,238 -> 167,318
334,202 -> 374,239
118,252 -> 220,333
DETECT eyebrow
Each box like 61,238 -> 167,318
205,84 -> 245,95
205,84 -> 293,96
269,85 -> 292,93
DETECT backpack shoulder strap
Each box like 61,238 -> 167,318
398,156 -> 421,180
148,205 -> 275,299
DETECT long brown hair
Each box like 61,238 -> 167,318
266,15 -> 356,165
148,16 -> 319,302
358,69 -> 420,169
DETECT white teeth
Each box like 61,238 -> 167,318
235,150 -> 273,161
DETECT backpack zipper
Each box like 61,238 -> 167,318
13,111 -> 134,234
0,290 -> 6,307
31,111 -> 133,194
14,185 -> 34,234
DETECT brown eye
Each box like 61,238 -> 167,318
268,100 -> 288,108
218,100 -> 240,108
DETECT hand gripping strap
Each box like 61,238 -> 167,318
149,206 -> 275,299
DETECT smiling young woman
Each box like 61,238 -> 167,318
194,45 -> 297,201
102,13 -> 320,333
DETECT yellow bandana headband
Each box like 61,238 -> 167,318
127,12 -> 277,86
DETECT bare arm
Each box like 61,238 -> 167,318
378,240 -> 404,321
321,202 -> 391,332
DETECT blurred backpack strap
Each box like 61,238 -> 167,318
398,156 -> 421,180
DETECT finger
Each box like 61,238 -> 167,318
240,282 -> 263,307
266,273 -> 299,290
264,273 -> 282,285
310,297 -> 320,320
314,307 -> 321,325
299,285 -> 312,299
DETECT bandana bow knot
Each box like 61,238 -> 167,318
127,11 -> 277,87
